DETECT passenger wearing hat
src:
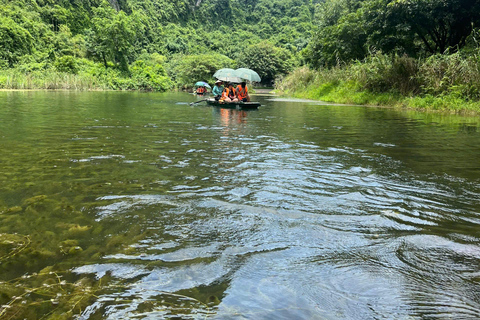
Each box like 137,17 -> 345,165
212,80 -> 223,101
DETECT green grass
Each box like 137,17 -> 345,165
276,53 -> 480,114
403,95 -> 480,113
283,80 -> 480,113
0,70 -> 109,90
0,58 -> 173,91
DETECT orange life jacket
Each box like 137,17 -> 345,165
221,87 -> 229,99
197,87 -> 206,94
236,85 -> 248,99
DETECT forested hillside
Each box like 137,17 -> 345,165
0,0 -> 319,89
3,0 -> 480,111
278,0 -> 480,112
305,0 -> 480,67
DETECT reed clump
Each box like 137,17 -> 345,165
0,56 -> 173,91
0,69 -> 106,91
276,51 -> 480,112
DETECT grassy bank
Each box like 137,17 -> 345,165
0,56 -> 173,91
276,52 -> 480,113
0,69 -> 110,90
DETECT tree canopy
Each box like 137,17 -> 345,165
1,0 -> 480,87
0,0 -> 315,85
305,0 -> 480,68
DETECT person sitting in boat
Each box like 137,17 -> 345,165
220,82 -> 239,103
196,86 -> 207,95
236,81 -> 250,102
212,80 -> 223,101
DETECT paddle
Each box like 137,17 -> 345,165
189,99 -> 208,106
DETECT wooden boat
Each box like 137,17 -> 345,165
205,98 -> 260,109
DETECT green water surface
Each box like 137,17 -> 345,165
0,91 -> 479,319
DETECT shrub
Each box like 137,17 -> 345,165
275,66 -> 317,93
130,60 -> 173,91
276,49 -> 480,112
351,53 -> 419,95
237,41 -> 294,85
15,53 -> 49,72
167,53 -> 234,88
417,52 -> 480,100
54,55 -> 78,74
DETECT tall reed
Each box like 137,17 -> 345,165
276,51 -> 480,112
0,68 -> 168,91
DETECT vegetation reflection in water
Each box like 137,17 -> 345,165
0,91 -> 480,319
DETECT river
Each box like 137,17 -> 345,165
0,91 -> 479,319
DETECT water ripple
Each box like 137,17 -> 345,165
70,102 -> 480,319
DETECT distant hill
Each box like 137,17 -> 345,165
0,0 -> 320,87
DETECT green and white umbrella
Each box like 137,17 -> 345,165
194,81 -> 211,88
213,68 -> 242,83
234,68 -> 261,82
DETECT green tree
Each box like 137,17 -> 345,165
389,0 -> 480,54
305,0 -> 480,68
130,53 -> 173,90
168,53 -> 235,86
361,0 -> 417,56
0,15 -> 33,66
40,4 -> 69,32
237,41 -> 293,84
307,9 -> 368,67
305,0 -> 366,67
87,2 -> 144,72
0,0 -> 319,90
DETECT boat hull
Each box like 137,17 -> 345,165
206,98 -> 260,109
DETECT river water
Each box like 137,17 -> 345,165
0,91 -> 479,319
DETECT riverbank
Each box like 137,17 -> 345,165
275,81 -> 480,114
0,60 -> 173,92
275,54 -> 480,114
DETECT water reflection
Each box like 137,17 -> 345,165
0,92 -> 480,319
219,108 -> 248,126
217,108 -> 249,140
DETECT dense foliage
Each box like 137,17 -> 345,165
277,50 -> 480,112
304,0 -> 480,68
273,0 -> 480,112
0,0 -> 318,89
2,0 -> 480,111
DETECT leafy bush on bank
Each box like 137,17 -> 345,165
167,53 -> 235,88
276,51 -> 480,112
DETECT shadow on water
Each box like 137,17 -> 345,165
0,91 -> 480,319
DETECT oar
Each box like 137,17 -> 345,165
189,99 -> 208,106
